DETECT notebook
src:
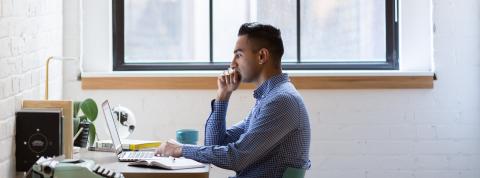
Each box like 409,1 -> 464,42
128,156 -> 205,170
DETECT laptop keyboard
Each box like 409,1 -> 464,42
124,151 -> 155,159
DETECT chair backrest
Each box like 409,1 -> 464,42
282,167 -> 306,178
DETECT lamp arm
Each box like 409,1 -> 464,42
45,56 -> 54,100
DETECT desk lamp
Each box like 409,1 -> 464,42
45,56 -> 76,100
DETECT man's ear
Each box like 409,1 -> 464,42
258,48 -> 270,64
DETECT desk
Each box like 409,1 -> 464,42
76,150 -> 210,178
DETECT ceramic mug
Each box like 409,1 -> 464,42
176,129 -> 199,145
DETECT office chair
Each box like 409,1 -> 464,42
282,167 -> 306,178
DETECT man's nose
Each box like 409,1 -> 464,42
230,59 -> 237,69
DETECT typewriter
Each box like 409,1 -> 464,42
31,157 -> 124,178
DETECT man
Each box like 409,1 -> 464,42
156,22 -> 311,178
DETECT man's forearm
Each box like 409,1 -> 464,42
205,100 -> 228,146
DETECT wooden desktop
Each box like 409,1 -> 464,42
77,150 -> 210,178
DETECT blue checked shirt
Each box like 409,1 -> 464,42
182,73 -> 311,178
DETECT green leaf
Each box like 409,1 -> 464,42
80,98 -> 98,122
73,117 -> 80,134
79,115 -> 87,122
73,101 -> 81,118
88,123 -> 96,146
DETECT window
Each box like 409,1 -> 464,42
113,0 -> 398,71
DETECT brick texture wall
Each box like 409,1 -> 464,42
0,0 -> 63,177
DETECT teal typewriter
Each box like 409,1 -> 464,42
30,157 -> 124,178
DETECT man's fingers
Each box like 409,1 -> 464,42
218,75 -> 226,85
232,69 -> 238,83
219,68 -> 239,88
164,149 -> 171,157
155,143 -> 166,156
224,70 -> 231,84
155,147 -> 160,156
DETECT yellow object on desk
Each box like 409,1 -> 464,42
128,142 -> 161,151
93,139 -> 161,151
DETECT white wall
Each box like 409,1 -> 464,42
63,0 -> 480,178
0,0 -> 64,177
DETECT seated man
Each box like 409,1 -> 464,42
157,22 -> 311,178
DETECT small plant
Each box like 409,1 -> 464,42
73,98 -> 98,147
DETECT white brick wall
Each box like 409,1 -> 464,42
0,0 -> 63,177
62,0 -> 479,178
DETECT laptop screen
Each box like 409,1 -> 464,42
102,100 -> 123,155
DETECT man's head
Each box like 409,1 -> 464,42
231,23 -> 284,83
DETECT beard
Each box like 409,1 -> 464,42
239,69 -> 260,83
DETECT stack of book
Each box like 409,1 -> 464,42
89,139 -> 161,152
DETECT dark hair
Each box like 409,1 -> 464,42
238,22 -> 284,64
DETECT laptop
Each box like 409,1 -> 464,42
101,100 -> 156,162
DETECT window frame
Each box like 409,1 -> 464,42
112,0 -> 399,71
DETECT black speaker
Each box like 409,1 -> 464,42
15,108 -> 63,172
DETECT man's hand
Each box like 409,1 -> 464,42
216,68 -> 241,101
155,139 -> 183,157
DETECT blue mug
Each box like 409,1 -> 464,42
176,129 -> 199,145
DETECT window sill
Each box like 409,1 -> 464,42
80,70 -> 435,89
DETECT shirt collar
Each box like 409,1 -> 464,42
253,73 -> 290,99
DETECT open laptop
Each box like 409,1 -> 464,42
102,100 -> 156,162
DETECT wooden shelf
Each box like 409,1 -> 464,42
81,76 -> 434,89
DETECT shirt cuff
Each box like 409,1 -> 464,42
211,99 -> 228,113
182,144 -> 201,159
